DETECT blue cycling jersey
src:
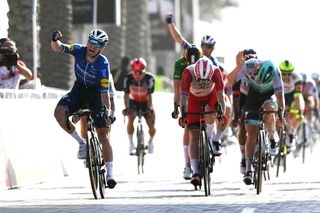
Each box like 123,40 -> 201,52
62,43 -> 110,94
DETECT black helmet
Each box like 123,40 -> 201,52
184,45 -> 202,65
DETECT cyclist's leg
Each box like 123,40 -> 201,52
243,88 -> 261,184
263,97 -> 279,155
238,94 -> 247,174
126,100 -> 138,153
54,87 -> 87,159
93,98 -> 116,188
186,95 -> 202,184
286,93 -> 304,148
188,126 -> 200,185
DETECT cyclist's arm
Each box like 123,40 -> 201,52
173,79 -> 181,105
165,13 -> 190,50
16,60 -> 33,80
51,39 -> 63,52
147,94 -> 154,110
226,51 -> 245,86
213,68 -> 226,112
180,68 -> 192,114
124,92 -> 129,109
101,92 -> 111,112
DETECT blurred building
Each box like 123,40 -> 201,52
5,0 -> 237,89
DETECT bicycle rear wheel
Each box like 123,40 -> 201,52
87,134 -> 100,199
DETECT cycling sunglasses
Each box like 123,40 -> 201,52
282,73 -> 292,77
201,43 -> 214,49
87,39 -> 102,48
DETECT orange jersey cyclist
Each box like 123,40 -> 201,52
123,57 -> 156,155
179,56 -> 226,187
51,29 -> 116,189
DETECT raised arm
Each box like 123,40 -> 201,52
226,50 -> 245,86
51,30 -> 64,52
165,13 -> 190,49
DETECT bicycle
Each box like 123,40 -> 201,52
132,109 -> 148,174
67,109 -> 106,199
250,108 -> 282,194
185,102 -> 222,196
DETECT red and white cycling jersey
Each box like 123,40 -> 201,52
180,63 -> 224,97
123,72 -> 155,102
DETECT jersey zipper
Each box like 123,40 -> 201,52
84,62 -> 89,88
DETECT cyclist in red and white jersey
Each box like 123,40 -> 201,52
179,56 -> 226,187
165,12 -> 232,154
123,57 -> 156,154
172,45 -> 202,180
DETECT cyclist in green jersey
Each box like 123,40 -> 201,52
171,45 -> 202,180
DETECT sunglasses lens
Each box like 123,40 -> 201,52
88,39 -> 101,48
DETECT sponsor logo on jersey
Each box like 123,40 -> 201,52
66,44 -> 74,52
100,78 -> 109,88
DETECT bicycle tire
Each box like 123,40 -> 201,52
87,133 -> 100,199
97,142 -> 106,199
256,130 -> 263,195
302,121 -> 306,164
136,124 -> 145,174
198,132 -> 204,191
200,129 -> 210,196
276,128 -> 284,177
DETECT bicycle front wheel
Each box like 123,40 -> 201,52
200,129 -> 210,196
256,130 -> 264,195
136,124 -> 145,174
87,133 -> 100,199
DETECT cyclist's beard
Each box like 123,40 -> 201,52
87,48 -> 101,60
88,50 -> 100,59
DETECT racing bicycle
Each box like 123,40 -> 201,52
67,109 -> 106,199
251,108 -> 282,194
186,102 -> 222,196
134,109 -> 148,174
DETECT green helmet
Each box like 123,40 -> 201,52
279,60 -> 294,73
257,60 -> 276,84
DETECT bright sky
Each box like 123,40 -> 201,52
195,0 -> 320,75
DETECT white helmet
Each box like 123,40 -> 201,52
201,35 -> 216,46
89,29 -> 108,45
195,57 -> 214,80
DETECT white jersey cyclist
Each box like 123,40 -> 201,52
236,58 -> 283,95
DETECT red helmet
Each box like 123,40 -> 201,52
194,57 -> 214,81
131,57 -> 146,73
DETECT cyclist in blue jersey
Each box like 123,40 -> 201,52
51,29 -> 116,189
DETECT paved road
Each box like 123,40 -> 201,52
1,94 -> 320,212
